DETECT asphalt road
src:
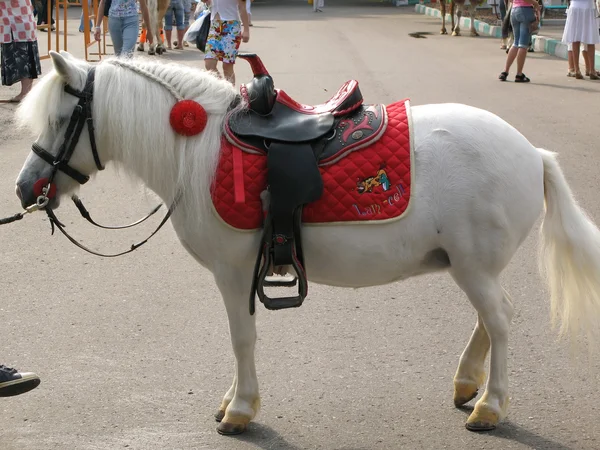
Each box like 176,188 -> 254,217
1,2 -> 600,449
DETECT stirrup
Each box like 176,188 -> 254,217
263,273 -> 298,287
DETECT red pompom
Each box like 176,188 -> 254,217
33,178 -> 57,199
169,100 -> 208,136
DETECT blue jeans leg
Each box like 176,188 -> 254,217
511,7 -> 534,48
108,17 -> 124,55
121,15 -> 139,56
164,0 -> 185,31
109,15 -> 139,57
79,0 -> 93,32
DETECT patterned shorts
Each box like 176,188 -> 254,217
204,19 -> 242,64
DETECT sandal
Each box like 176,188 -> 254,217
575,71 -> 584,79
498,71 -> 509,81
567,70 -> 576,77
515,73 -> 530,82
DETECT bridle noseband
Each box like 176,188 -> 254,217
32,67 -> 103,193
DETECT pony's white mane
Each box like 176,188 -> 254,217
17,55 -> 242,221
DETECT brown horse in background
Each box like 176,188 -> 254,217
440,0 -> 487,36
138,0 -> 170,55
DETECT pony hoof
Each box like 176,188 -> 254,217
452,31 -> 460,36
217,421 -> 247,435
137,44 -> 144,51
156,47 -> 165,55
465,403 -> 500,432
470,31 -> 479,37
465,420 -> 497,432
453,379 -> 482,407
148,49 -> 155,56
214,410 -> 225,422
440,29 -> 447,35
454,389 -> 479,407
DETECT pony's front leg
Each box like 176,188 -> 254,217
468,3 -> 480,36
440,0 -> 448,34
452,3 -> 461,36
453,315 -> 489,407
213,267 -> 260,435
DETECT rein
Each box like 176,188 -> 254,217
3,62 -> 184,257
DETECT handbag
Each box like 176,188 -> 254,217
184,9 -> 208,43
195,11 -> 211,52
104,0 -> 112,17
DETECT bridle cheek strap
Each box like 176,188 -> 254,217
32,67 -> 103,187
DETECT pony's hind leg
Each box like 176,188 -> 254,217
453,315 -> 489,407
213,266 -> 260,435
440,0 -> 448,34
468,3 -> 480,36
450,268 -> 514,431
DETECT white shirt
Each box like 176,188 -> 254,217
210,0 -> 241,21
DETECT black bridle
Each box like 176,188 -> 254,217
14,67 -> 178,257
31,67 -> 102,188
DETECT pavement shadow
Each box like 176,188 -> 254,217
457,406 -> 574,450
533,82 -> 600,93
233,422 -> 376,450
232,422 -> 303,450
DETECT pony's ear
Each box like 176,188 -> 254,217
50,50 -> 78,84
59,50 -> 75,60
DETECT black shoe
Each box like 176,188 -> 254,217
0,365 -> 41,397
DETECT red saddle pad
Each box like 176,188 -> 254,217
211,99 -> 412,230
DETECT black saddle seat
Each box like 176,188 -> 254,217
228,101 -> 335,144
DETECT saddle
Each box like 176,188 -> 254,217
226,54 -> 387,314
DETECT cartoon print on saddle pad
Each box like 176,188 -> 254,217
211,99 -> 413,230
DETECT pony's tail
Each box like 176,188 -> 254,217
538,148 -> 600,347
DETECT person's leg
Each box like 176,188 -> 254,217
204,19 -> 222,77
586,44 -> 598,78
515,9 -> 532,76
174,0 -> 185,49
19,78 -> 33,97
108,16 -> 124,56
221,21 -> 242,84
38,0 -> 47,25
121,15 -> 140,57
568,43 -> 575,75
246,0 -> 252,26
182,0 -> 191,46
572,41 -> 582,77
164,6 -> 174,49
502,8 -> 521,74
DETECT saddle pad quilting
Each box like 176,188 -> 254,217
211,99 -> 412,230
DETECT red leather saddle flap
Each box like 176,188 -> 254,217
211,99 -> 412,230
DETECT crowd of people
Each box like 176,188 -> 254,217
0,0 -> 252,104
498,0 -> 600,82
91,0 -> 252,83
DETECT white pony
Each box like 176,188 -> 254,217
14,51 -> 600,435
